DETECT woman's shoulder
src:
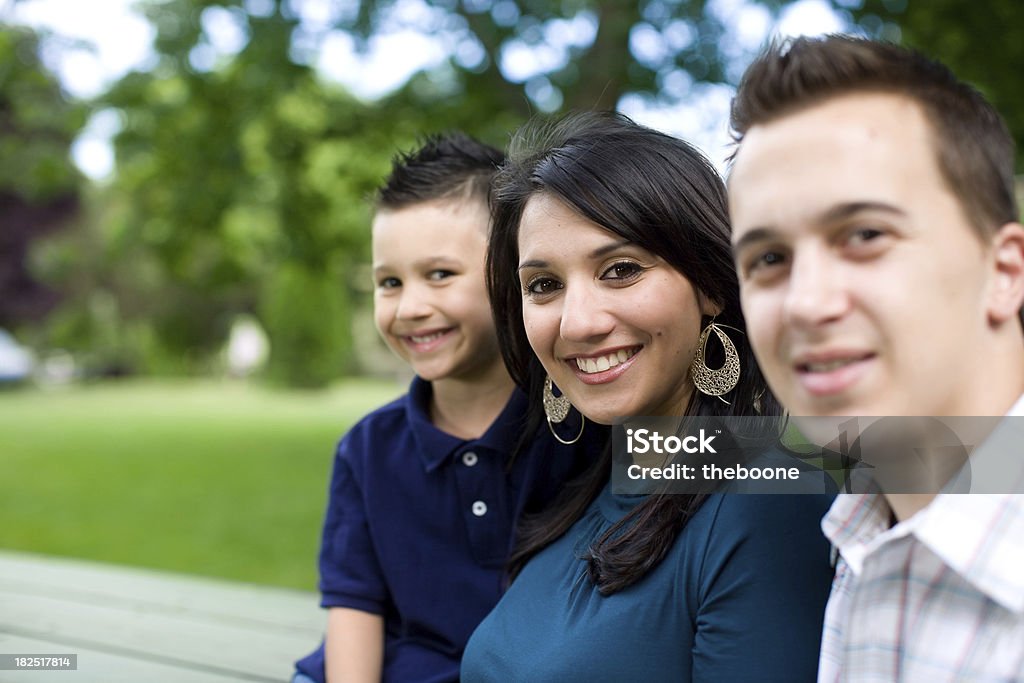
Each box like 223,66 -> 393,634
705,491 -> 834,530
657,491 -> 832,569
685,493 -> 834,599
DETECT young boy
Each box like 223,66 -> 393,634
293,134 -> 591,683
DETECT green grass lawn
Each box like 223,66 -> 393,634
0,377 -> 402,589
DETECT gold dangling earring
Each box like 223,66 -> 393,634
690,320 -> 741,404
543,376 -> 585,445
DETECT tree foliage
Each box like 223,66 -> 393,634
0,25 -> 85,329
53,0 -> 535,386
348,0 -> 792,113
89,2 -> 420,385
17,0 -> 1023,386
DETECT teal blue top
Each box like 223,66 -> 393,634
461,485 -> 834,682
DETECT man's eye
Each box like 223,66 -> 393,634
745,251 -> 787,275
427,270 -> 456,281
601,261 -> 642,280
378,276 -> 401,289
525,277 -> 562,295
847,227 -> 885,246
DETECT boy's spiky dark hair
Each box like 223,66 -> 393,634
377,132 -> 505,210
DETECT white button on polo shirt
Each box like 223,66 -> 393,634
471,500 -> 488,517
462,451 -> 478,467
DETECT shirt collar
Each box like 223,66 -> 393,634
822,391 -> 1024,612
917,391 -> 1024,613
916,494 -> 1024,614
821,492 -> 893,575
406,376 -> 526,472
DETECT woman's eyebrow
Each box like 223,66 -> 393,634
590,239 -> 633,259
519,239 -> 634,271
518,259 -> 547,271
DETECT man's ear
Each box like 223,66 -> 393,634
987,222 -> 1024,326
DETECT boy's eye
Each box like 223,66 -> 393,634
378,276 -> 401,289
427,269 -> 456,281
525,276 -> 562,296
600,261 -> 643,281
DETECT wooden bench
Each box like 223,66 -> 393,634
0,550 -> 324,682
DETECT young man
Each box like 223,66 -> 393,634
292,134 -> 590,683
728,36 -> 1024,681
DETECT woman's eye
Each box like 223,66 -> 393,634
525,277 -> 562,295
600,261 -> 642,281
427,269 -> 456,281
378,276 -> 401,289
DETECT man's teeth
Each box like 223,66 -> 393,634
805,358 -> 859,372
410,331 -> 446,343
575,348 -> 637,374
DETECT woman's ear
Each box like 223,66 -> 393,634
697,292 -> 724,319
986,222 -> 1024,326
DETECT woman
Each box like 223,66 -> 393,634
461,112 -> 834,681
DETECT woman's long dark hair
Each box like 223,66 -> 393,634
487,111 -> 782,595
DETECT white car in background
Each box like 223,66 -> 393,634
0,328 -> 34,383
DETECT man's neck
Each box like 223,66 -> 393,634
884,385 -> 1024,523
885,493 -> 935,523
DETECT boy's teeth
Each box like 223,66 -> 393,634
410,331 -> 445,343
575,348 -> 637,374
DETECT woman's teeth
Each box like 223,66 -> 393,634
575,348 -> 638,374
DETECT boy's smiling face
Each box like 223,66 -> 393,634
372,197 -> 503,383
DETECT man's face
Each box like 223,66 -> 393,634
729,93 -> 1001,417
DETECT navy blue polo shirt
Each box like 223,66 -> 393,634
294,377 -> 594,683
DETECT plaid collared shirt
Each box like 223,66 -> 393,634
818,397 -> 1024,683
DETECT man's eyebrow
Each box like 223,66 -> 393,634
519,239 -> 633,271
733,228 -> 776,255
819,201 -> 906,223
732,201 -> 907,255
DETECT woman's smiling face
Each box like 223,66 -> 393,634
517,193 -> 712,424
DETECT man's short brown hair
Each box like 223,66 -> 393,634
730,35 -> 1018,238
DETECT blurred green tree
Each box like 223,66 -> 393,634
0,25 -> 85,329
67,0 -> 795,385
345,0 -> 793,113
80,0 -> 540,386
26,0 -> 1023,385
93,2 -> 415,386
